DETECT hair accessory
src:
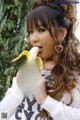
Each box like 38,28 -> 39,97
55,44 -> 63,53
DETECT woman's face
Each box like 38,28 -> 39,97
28,21 -> 56,61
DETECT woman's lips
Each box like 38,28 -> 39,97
34,46 -> 43,54
39,47 -> 43,52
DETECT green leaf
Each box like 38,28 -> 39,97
7,20 -> 14,30
0,0 -> 35,100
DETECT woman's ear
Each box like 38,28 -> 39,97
61,28 -> 67,41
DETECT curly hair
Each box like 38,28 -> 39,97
27,0 -> 80,118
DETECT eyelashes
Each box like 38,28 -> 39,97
28,30 -> 33,34
39,27 -> 45,32
28,26 -> 46,35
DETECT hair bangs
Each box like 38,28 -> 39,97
27,6 -> 50,32
27,5 -> 64,41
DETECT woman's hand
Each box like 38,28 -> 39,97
16,68 -> 47,105
34,77 -> 47,105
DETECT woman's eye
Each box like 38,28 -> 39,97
28,30 -> 33,34
39,28 -> 45,32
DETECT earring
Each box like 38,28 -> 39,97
55,44 -> 63,53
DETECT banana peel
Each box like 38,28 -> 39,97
12,46 -> 43,94
12,47 -> 43,71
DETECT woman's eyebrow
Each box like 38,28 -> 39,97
38,24 -> 45,28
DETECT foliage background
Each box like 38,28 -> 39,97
0,0 -> 35,100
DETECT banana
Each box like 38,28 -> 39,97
29,46 -> 40,61
12,46 -> 43,71
12,46 -> 43,94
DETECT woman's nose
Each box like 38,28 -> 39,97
30,33 -> 39,44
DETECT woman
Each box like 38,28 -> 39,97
0,0 -> 80,120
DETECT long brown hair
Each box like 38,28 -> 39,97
27,0 -> 80,118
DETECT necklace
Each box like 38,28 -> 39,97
43,61 -> 54,70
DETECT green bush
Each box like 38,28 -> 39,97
0,0 -> 35,100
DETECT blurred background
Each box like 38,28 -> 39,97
0,0 -> 35,100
